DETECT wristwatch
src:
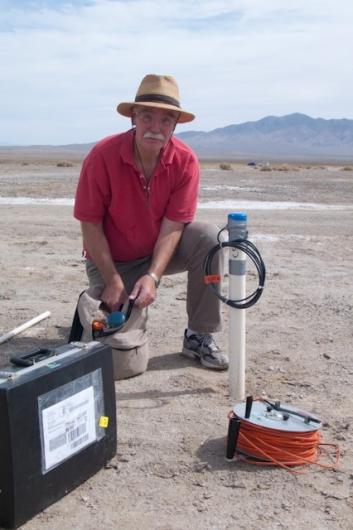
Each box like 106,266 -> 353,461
147,271 -> 160,288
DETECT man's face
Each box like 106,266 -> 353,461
133,106 -> 179,155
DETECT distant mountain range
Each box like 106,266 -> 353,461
177,113 -> 353,161
1,113 -> 352,161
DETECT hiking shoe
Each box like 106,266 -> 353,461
182,330 -> 229,370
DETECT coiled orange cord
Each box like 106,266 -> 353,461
228,411 -> 340,474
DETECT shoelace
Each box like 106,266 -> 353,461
197,334 -> 218,353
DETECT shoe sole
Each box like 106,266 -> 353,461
181,346 -> 228,371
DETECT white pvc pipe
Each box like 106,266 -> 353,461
0,311 -> 51,344
228,248 -> 246,402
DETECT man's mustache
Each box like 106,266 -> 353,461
143,132 -> 166,141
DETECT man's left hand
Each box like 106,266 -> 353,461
130,274 -> 157,308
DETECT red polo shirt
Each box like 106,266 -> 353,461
74,129 -> 199,261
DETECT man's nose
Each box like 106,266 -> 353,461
149,117 -> 163,131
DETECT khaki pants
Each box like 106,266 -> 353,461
85,221 -> 223,378
86,222 -> 223,379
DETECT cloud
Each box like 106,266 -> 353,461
1,0 -> 353,144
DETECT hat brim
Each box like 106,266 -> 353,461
117,101 -> 195,123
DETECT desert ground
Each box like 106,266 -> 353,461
0,152 -> 352,529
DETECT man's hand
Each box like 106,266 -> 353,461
130,274 -> 157,308
101,279 -> 128,312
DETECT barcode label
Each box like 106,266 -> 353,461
41,386 -> 96,471
68,423 -> 87,444
71,433 -> 89,449
48,423 -> 87,452
49,433 -> 67,451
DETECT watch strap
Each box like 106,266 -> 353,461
147,271 -> 160,288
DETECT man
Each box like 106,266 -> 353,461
74,74 -> 228,379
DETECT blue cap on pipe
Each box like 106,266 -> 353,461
228,212 -> 247,221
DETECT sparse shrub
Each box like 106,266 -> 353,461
342,166 -> 352,171
57,161 -> 74,167
277,164 -> 289,171
273,164 -> 299,172
21,161 -> 29,166
260,165 -> 272,171
219,162 -> 232,170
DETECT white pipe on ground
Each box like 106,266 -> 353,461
0,311 -> 51,344
227,213 -> 247,403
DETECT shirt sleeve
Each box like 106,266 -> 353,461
165,153 -> 200,223
74,151 -> 111,223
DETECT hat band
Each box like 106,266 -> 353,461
135,93 -> 181,108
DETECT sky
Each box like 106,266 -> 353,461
1,0 -> 353,145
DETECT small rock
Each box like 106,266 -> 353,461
323,353 -> 331,359
226,482 -> 246,489
336,433 -> 346,441
193,481 -> 206,487
104,461 -> 119,470
256,483 -> 271,490
194,462 -> 211,472
80,495 -> 90,503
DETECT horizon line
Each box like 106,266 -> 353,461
1,112 -> 353,148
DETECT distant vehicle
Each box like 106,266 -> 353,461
247,161 -> 257,167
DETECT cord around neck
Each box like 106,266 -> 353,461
134,140 -> 160,181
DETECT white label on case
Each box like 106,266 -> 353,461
41,386 -> 96,471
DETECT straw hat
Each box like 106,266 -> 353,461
117,74 -> 195,123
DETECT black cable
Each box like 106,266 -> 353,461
203,228 -> 266,309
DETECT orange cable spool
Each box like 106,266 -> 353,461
227,398 -> 340,474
